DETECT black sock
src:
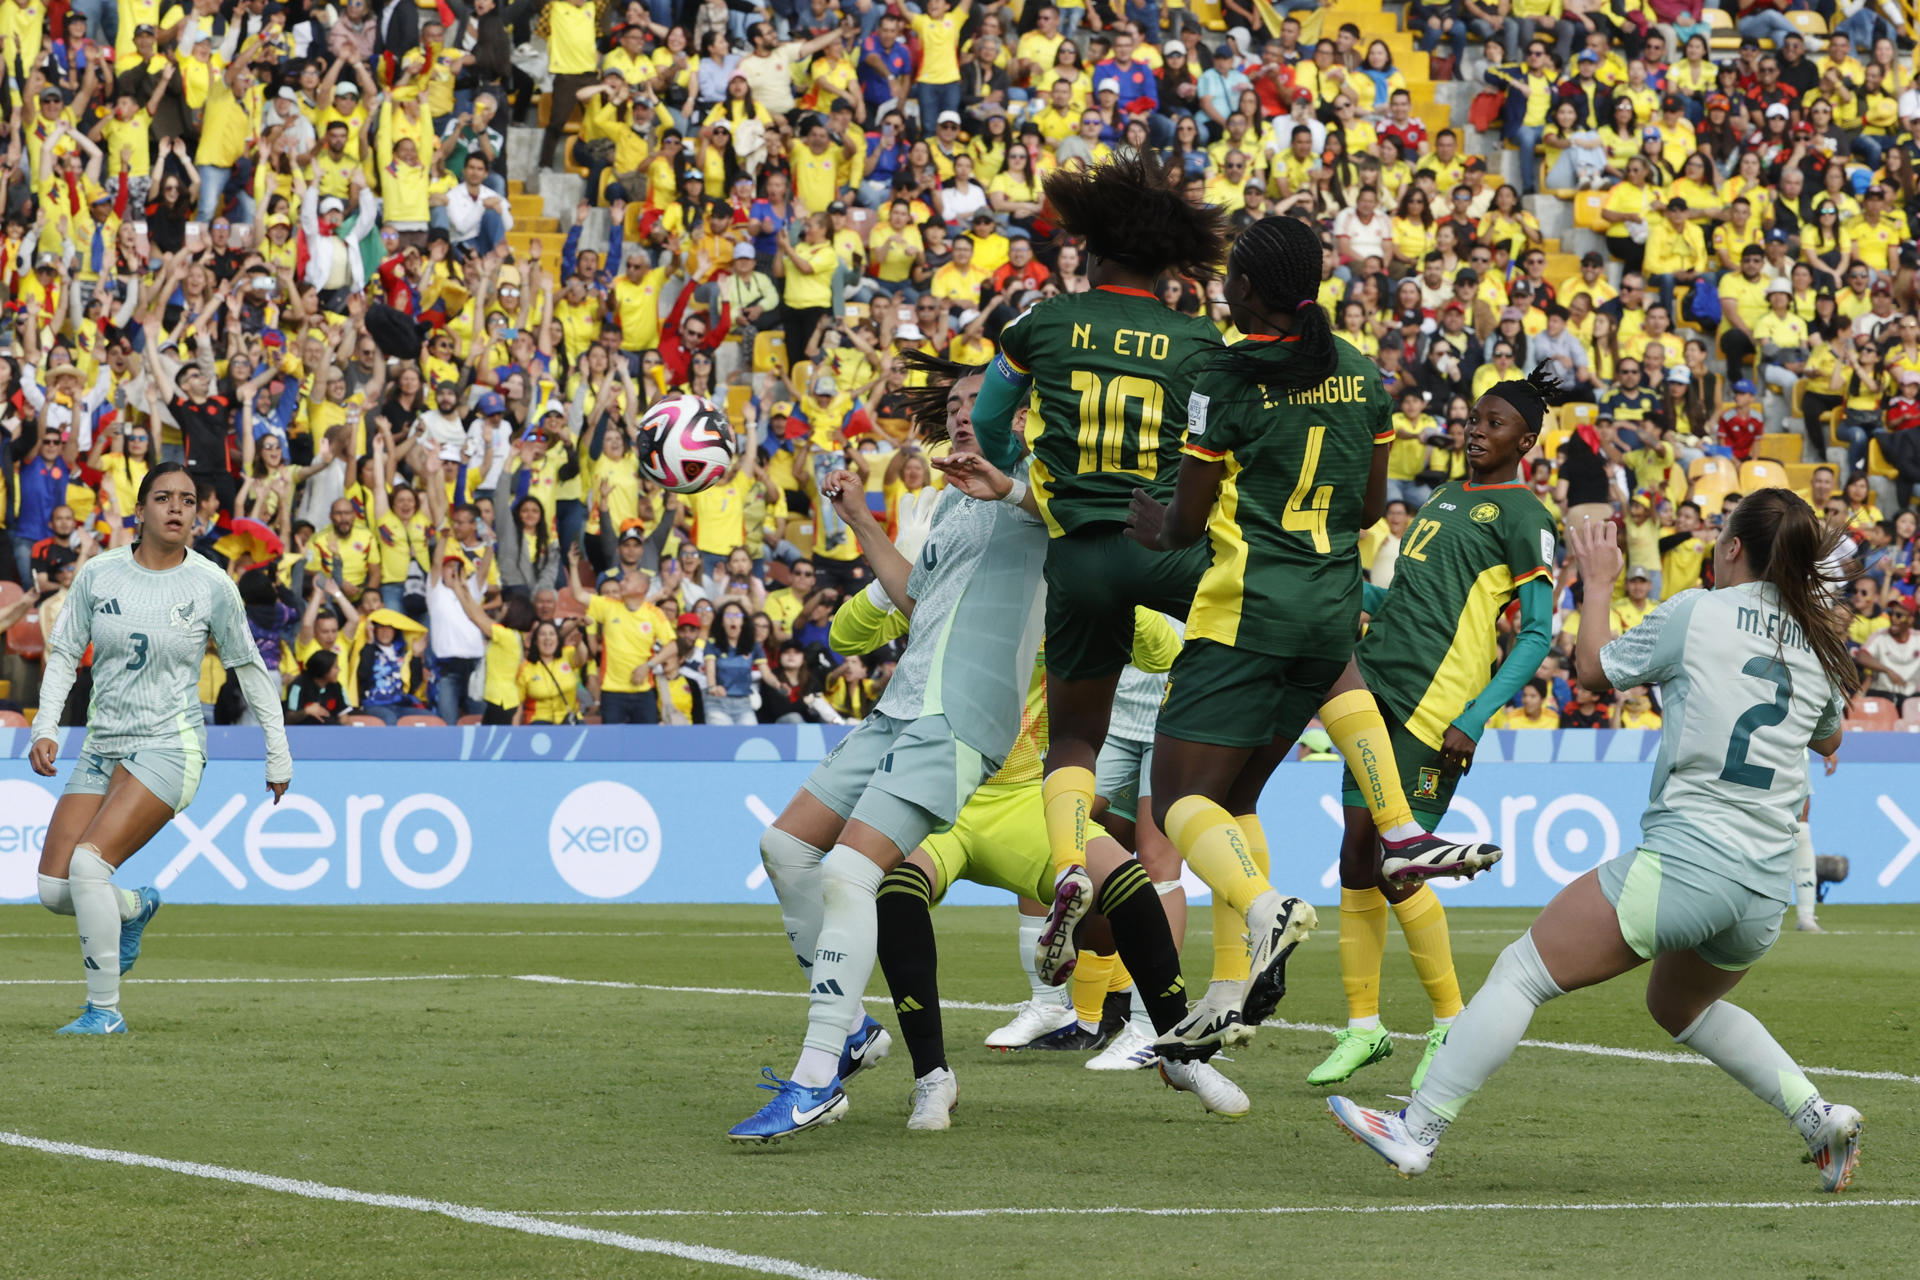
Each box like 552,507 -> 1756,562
1094,861 -> 1186,1035
875,862 -> 946,1077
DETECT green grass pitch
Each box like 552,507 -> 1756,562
3,902 -> 1915,1279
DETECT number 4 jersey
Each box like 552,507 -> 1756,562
1180,335 -> 1391,658
1598,580 -> 1846,897
995,286 -> 1222,537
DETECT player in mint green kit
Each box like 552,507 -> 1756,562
30,462 -> 293,1036
1332,482 -> 1866,1194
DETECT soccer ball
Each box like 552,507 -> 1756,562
638,393 -> 738,493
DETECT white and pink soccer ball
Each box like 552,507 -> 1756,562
638,393 -> 738,493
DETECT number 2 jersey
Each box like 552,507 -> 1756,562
1599,580 -> 1846,898
1358,480 -> 1557,750
995,286 -> 1222,537
1180,335 -> 1391,658
35,546 -> 273,760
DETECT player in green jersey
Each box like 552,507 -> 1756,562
968,156 -> 1229,992
30,462 -> 293,1037
1307,364 -> 1563,1090
1334,487 -> 1863,1191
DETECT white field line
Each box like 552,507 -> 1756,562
0,1130 -> 879,1280
0,930 -> 793,940
3,970 -> 1913,1087
517,1199 -> 1920,1220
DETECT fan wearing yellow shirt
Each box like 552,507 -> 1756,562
1711,197 -> 1763,270
1846,187 -> 1899,274
910,0 -> 971,128
777,212 -> 839,369
541,0 -> 603,170
928,235 -> 987,310
792,116 -> 857,215
195,50 -> 265,221
1642,197 -> 1707,318
1031,78 -> 1081,144
609,247 -> 675,358
566,547 -> 674,724
380,137 -> 433,234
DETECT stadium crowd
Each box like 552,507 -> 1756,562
0,0 -> 1917,729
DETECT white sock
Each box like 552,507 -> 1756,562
1017,914 -> 1059,1005
1383,821 -> 1425,844
1675,1000 -> 1822,1135
760,827 -> 827,975
794,846 -> 886,1087
1129,987 -> 1152,1037
1792,822 -> 1817,921
1433,1014 -> 1455,1027
1349,1014 -> 1382,1031
116,886 -> 140,921
69,845 -> 123,1011
1407,931 -> 1564,1134
37,873 -> 72,916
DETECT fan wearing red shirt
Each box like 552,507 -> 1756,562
1714,378 -> 1765,460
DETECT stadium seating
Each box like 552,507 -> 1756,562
1902,700 -> 1920,732
1844,696 -> 1900,731
1753,435 -> 1802,467
0,709 -> 26,728
1739,460 -> 1789,492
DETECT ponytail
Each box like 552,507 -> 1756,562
1205,215 -> 1341,393
1724,488 -> 1860,697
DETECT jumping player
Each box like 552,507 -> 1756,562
1332,489 -> 1864,1193
967,162 -> 1498,989
1307,368 -> 1560,1090
30,462 -> 294,1035
1125,214 -> 1392,1059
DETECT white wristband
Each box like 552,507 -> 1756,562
1000,477 -> 1029,507
863,579 -> 895,613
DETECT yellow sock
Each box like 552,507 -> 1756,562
1392,885 -> 1463,1020
1339,886 -> 1390,1022
1071,951 -> 1117,1025
1320,690 -> 1417,838
1107,955 -> 1133,994
1211,813 -> 1271,983
1165,795 -> 1272,916
1042,766 -> 1097,877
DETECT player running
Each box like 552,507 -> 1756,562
1124,213 -> 1394,1060
968,162 -> 1496,990
1332,490 -> 1864,1192
29,462 -> 293,1035
1307,368 -> 1560,1090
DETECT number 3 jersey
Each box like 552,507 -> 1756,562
36,546 -> 268,759
1599,580 -> 1846,898
995,286 -> 1222,536
1358,480 -> 1557,750
1180,335 -> 1391,658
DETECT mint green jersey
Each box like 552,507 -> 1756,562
34,547 -> 274,760
1598,580 -> 1847,901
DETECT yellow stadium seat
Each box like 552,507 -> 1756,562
1868,437 -> 1899,479
725,384 -> 752,424
1705,7 -> 1742,49
843,301 -> 869,327
1538,426 -> 1570,459
1689,454 -> 1736,482
1574,190 -> 1607,232
1785,462 -> 1817,492
1787,10 -> 1827,35
753,330 -> 787,374
1740,459 -> 1789,490
1691,466 -> 1737,508
1753,434 -> 1801,465
1191,0 -> 1225,28
1561,401 -> 1596,431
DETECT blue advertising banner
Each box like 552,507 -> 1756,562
1,728 -> 1916,907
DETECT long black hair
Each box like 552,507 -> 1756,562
1040,152 -> 1228,281
1205,215 -> 1340,392
893,348 -> 986,446
1723,489 -> 1860,698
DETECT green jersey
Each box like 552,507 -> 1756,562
1181,335 -> 1392,657
1357,480 -> 1558,750
995,286 -> 1222,536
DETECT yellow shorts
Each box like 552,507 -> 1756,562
919,781 -> 1053,905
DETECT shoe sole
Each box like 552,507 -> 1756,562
1159,1064 -> 1248,1120
1242,901 -> 1318,1027
1154,1012 -> 1251,1064
1035,872 -> 1091,987
1383,847 -> 1504,882
1327,1101 -> 1421,1179
727,1095 -> 849,1144
1305,1035 -> 1394,1087
1087,1052 -> 1159,1071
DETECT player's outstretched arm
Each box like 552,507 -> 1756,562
970,355 -> 1030,471
1447,576 -> 1555,770
822,467 -> 916,613
1569,518 -> 1623,694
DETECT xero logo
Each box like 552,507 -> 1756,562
548,781 -> 662,899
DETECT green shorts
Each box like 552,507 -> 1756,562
803,711 -> 994,856
1094,733 -> 1155,824
1043,529 -> 1207,682
1339,701 -> 1456,827
919,781 -> 1054,906
63,746 -> 205,816
1156,639 -> 1346,750
1597,847 -> 1785,972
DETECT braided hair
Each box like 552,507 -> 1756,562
1204,215 -> 1340,392
1040,152 -> 1228,282
1482,360 -> 1569,438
